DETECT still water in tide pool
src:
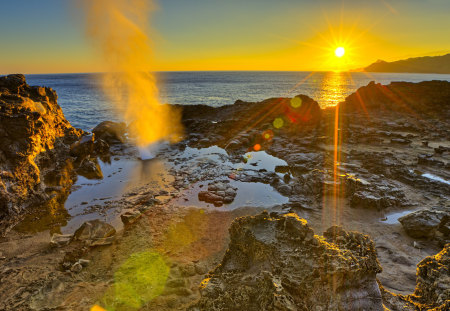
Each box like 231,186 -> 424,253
26,71 -> 450,131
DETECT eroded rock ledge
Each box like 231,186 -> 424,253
191,212 -> 450,311
191,212 -> 384,310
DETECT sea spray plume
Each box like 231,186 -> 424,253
82,0 -> 183,150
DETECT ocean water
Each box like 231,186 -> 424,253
26,71 -> 450,131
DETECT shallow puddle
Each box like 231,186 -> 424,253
177,146 -> 287,173
410,169 -> 450,185
240,151 -> 288,172
15,157 -> 173,234
421,173 -> 450,185
382,210 -> 415,224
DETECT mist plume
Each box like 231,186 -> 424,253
82,0 -> 182,147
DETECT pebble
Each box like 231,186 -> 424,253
71,262 -> 83,273
78,259 -> 90,267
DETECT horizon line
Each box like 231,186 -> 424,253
4,69 -> 365,75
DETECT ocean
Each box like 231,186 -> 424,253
26,71 -> 450,131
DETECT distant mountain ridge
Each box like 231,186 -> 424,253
362,53 -> 450,74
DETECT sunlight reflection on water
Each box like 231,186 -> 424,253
318,72 -> 353,107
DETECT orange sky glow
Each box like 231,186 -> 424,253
0,0 -> 449,74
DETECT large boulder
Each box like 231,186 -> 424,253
399,209 -> 448,238
92,121 -> 127,144
0,74 -> 83,234
191,212 -> 383,310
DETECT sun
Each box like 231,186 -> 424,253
334,47 -> 345,58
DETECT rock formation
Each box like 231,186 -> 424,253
191,212 -> 450,311
0,74 -> 84,234
381,244 -> 450,311
191,212 -> 384,310
399,207 -> 450,246
340,80 -> 450,117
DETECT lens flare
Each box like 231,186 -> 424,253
273,118 -> 284,129
290,97 -> 302,108
82,0 -> 183,147
262,129 -> 274,141
100,251 -> 169,310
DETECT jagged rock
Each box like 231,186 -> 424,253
417,154 -> 445,167
92,121 -> 127,144
399,209 -> 448,238
383,244 -> 450,310
0,74 -> 83,235
94,138 -> 110,154
413,244 -> 450,308
350,190 -> 402,210
72,219 -> 116,246
191,212 -> 383,310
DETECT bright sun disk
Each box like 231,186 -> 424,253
335,47 -> 345,58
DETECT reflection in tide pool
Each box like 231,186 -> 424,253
62,158 -> 173,233
15,157 -> 174,235
174,180 -> 289,210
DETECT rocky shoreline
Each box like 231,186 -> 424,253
0,75 -> 449,310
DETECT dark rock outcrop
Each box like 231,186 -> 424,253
92,121 -> 127,144
0,74 -> 83,234
191,212 -> 383,310
179,94 -> 322,153
340,80 -> 450,118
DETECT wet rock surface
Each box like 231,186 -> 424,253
198,180 -> 237,206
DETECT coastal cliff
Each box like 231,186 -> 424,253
0,74 -> 83,234
362,53 -> 450,74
